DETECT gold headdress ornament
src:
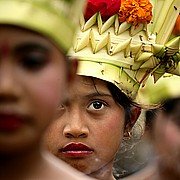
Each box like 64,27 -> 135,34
68,0 -> 180,100
0,0 -> 86,53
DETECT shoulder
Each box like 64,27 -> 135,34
42,150 -> 94,180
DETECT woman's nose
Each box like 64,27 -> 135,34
0,62 -> 19,99
63,111 -> 89,138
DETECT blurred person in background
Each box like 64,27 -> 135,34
0,1 -> 94,180
153,96 -> 180,180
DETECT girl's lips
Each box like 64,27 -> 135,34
0,114 -> 24,131
60,143 -> 94,157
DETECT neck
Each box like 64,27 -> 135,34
0,143 -> 43,179
88,160 -> 116,180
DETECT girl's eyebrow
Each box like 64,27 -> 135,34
13,42 -> 49,54
85,92 -> 112,99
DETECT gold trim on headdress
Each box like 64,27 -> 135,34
69,0 -> 180,100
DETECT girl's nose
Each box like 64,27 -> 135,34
63,111 -> 89,138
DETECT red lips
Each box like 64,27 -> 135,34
61,143 -> 93,157
0,114 -> 24,131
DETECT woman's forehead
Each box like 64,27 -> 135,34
0,26 -> 50,44
0,25 -> 65,55
0,26 -> 66,58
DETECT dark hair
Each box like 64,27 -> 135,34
145,109 -> 158,132
90,77 -> 141,126
107,82 -> 141,126
145,97 -> 180,131
162,97 -> 180,126
162,97 -> 180,112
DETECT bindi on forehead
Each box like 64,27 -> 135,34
0,41 -> 11,57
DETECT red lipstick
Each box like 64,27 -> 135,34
0,114 -> 24,131
61,143 -> 93,157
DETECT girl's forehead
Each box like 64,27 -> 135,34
72,75 -> 111,96
78,75 -> 108,87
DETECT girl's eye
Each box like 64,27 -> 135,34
88,101 -> 106,110
19,52 -> 48,71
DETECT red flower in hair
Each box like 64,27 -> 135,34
84,0 -> 121,20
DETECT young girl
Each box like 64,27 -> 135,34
45,74 -> 142,180
0,0 -> 93,179
44,0 -> 180,179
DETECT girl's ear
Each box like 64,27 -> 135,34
67,58 -> 78,86
124,107 -> 141,134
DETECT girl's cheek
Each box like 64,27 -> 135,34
108,114 -> 125,130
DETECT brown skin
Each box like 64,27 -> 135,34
44,75 -> 140,180
0,26 -> 91,180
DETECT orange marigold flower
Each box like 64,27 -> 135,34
118,0 -> 153,27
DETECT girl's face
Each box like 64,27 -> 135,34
44,76 -> 126,175
0,26 -> 68,154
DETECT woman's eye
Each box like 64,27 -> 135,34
19,52 -> 48,71
88,101 -> 105,110
57,104 -> 65,110
55,104 -> 65,118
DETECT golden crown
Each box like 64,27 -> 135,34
68,0 -> 180,100
0,0 -> 86,53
